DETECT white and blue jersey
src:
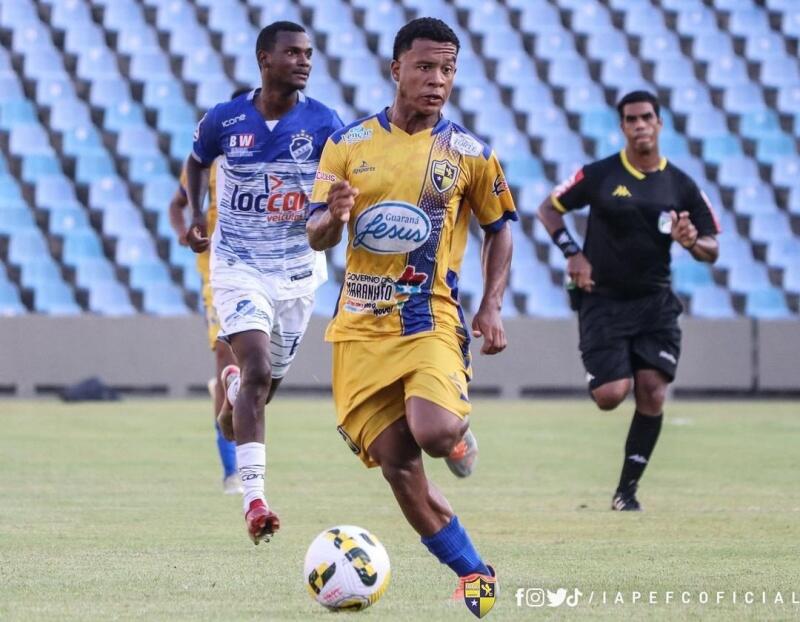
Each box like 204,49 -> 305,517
192,89 -> 343,299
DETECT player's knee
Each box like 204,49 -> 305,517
592,385 -> 628,411
416,426 -> 461,459
240,357 -> 272,395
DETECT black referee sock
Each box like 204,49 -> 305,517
616,411 -> 663,496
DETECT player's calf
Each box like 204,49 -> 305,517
216,364 -> 240,441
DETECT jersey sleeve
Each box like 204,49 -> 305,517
465,151 -> 518,232
309,136 -> 348,217
191,106 -> 221,166
551,166 -> 591,213
682,178 -> 721,237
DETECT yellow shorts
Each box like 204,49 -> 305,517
197,251 -> 220,350
332,332 -> 472,468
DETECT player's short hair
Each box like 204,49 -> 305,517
230,87 -> 251,100
617,90 -> 661,119
392,17 -> 460,61
256,21 -> 306,54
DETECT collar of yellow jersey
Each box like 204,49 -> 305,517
619,149 -> 667,180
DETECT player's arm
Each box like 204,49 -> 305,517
537,171 -> 594,292
185,108 -> 221,253
306,135 -> 352,250
168,185 -> 189,246
306,181 -> 358,250
185,155 -> 211,253
473,222 -> 512,355
670,182 -> 719,264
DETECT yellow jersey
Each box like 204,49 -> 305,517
309,110 -> 517,343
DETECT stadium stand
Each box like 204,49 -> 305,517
0,0 -> 797,319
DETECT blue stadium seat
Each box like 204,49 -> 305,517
748,212 -> 793,245
169,129 -> 194,163
117,28 -> 160,56
127,155 -> 170,184
739,110 -> 781,141
533,31 -> 576,61
221,27 -> 259,56
117,126 -> 161,158
586,30 -> 628,61
702,135 -> 743,165
548,57 -> 592,89
744,32 -> 787,62
625,5 -> 668,36
115,233 -> 159,266
639,32 -> 682,62
142,283 -> 188,315
1,2 -> 39,28
20,257 -> 62,289
48,98 -> 93,133
21,154 -> 62,183
524,282 -> 572,318
76,47 -> 121,82
726,260 -> 770,294
90,78 -> 132,109
518,2 -> 562,35
196,76 -> 236,110
706,56 -> 750,88
9,124 -> 53,156
570,3 -> 613,35
8,230 -> 50,264
102,206 -> 147,237
0,282 -> 26,315
103,0 -> 146,33
693,31 -> 733,62
685,109 -> 728,139
755,135 -> 796,165
0,99 -> 37,129
88,176 -> 130,210
482,30 -> 525,61
728,7 -> 772,37
564,83 -> 608,114
143,79 -> 187,110
129,261 -> 172,290
760,57 -> 800,88
783,263 -> 800,294
745,287 -> 792,319
104,101 -> 146,132
62,230 -> 105,266
129,50 -> 174,81
87,281 -> 137,315
35,76 -> 76,107
75,153 -> 117,184
715,232 -> 753,270
733,182 -> 778,215
64,24 -> 106,56
689,285 -> 736,318
579,108 -> 618,140
48,207 -> 91,237
673,259 -> 714,295
770,155 -> 800,187
363,1 -> 405,37
654,58 -> 698,88
182,48 -> 225,85
716,156 -> 759,188
22,49 -> 67,81
142,175 -> 180,212
0,207 -> 35,235
35,174 -> 77,208
504,157 -> 544,188
73,257 -> 117,289
676,6 -> 719,36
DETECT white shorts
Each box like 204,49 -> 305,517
212,267 -> 315,380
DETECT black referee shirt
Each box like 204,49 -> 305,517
552,150 -> 719,298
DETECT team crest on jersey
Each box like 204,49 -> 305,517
463,576 -> 496,618
450,131 -> 483,157
431,160 -> 459,193
290,130 -> 314,163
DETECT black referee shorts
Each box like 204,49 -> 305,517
578,289 -> 683,390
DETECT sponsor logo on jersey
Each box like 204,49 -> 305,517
554,168 -> 584,198
227,133 -> 255,157
431,160 -> 459,193
658,211 -> 673,235
315,170 -> 337,183
352,202 -> 432,254
343,272 -> 396,316
289,130 -> 314,163
492,174 -> 508,196
229,173 -> 307,221
222,113 -> 246,128
393,265 -> 427,309
341,125 -> 373,143
353,160 -> 376,174
612,185 -> 632,197
450,131 -> 483,157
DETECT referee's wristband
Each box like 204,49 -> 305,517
551,227 -> 581,258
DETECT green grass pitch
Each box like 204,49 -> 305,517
1,399 -> 799,621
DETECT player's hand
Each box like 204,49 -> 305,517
186,214 -> 209,253
670,211 -> 697,249
472,305 -> 507,355
567,252 -> 594,292
327,181 -> 359,224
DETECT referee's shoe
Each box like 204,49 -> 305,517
612,490 -> 642,511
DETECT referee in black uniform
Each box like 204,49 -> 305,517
538,91 -> 719,511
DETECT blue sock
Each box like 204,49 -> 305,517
421,516 -> 490,577
215,422 -> 237,477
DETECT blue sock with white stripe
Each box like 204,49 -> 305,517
215,422 -> 237,478
421,515 -> 490,577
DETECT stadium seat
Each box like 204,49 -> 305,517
689,285 -> 736,318
745,287 -> 792,319
141,283 -> 188,315
0,282 -> 26,315
87,280 -> 137,315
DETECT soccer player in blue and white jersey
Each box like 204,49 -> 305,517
185,21 -> 343,544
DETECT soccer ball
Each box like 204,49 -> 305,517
304,525 -> 391,611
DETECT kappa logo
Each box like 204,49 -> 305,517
450,131 -> 483,157
222,113 -> 246,128
431,159 -> 459,193
290,130 -> 314,163
612,185 -> 632,197
341,125 -> 373,143
659,350 -> 677,365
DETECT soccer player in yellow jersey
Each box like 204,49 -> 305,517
168,90 -> 249,494
307,18 -> 515,601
